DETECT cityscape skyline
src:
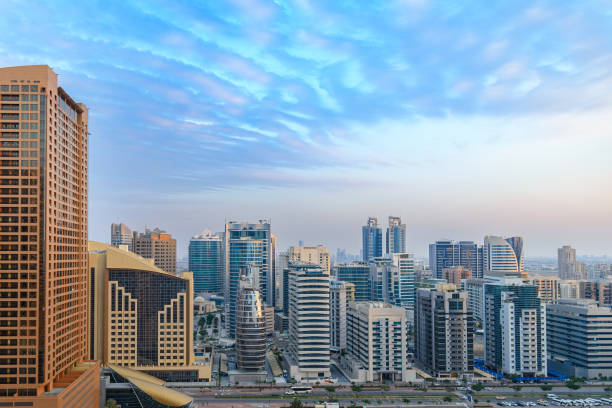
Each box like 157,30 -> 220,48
0,1 -> 610,258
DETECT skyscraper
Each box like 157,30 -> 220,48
483,235 -> 521,276
429,240 -> 484,279
111,222 -> 133,251
0,65 -> 99,404
333,263 -> 371,301
505,236 -> 525,279
224,220 -> 273,337
287,262 -> 331,381
392,253 -> 417,311
558,245 -> 578,280
133,227 -> 177,274
235,267 -> 266,371
189,230 -> 223,293
288,244 -> 330,274
362,217 -> 383,261
415,284 -> 474,380
386,216 -> 406,254
330,280 -> 354,351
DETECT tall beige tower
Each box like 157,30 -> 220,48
133,227 -> 177,274
0,66 -> 99,406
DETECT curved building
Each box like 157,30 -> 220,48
483,235 -> 520,276
235,271 -> 266,370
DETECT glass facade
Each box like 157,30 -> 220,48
334,263 -> 370,301
189,234 -> 222,293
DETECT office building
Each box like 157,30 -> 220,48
189,230 -> 223,293
461,278 -> 485,327
386,216 -> 406,254
530,276 -> 560,303
235,269 -> 266,371
547,299 -> 612,378
287,263 -> 331,381
415,285 -> 474,380
429,240 -> 484,279
333,263 -> 371,301
89,242 -> 210,382
224,220 -> 273,337
362,217 -> 383,261
579,280 -> 612,307
442,265 -> 472,286
558,245 -> 578,280
392,253 -> 417,311
505,237 -> 525,279
0,65 -> 100,405
484,277 -> 546,376
344,302 -> 414,382
133,227 -> 177,274
330,281 -> 355,351
560,280 -> 580,299
288,244 -> 330,274
111,222 -> 133,251
483,235 -> 521,277
276,251 -> 289,312
369,257 -> 399,304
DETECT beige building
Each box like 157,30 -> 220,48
89,241 -> 211,382
442,265 -> 472,286
344,302 -> 415,383
194,296 -> 217,314
133,227 -> 177,274
289,244 -> 330,274
330,281 -> 355,351
264,306 -> 275,336
0,65 -> 100,406
530,276 -> 560,303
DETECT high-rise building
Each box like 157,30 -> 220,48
0,65 -> 100,405
133,227 -> 177,274
89,242 -> 210,382
415,284 -> 474,380
442,265 -> 472,286
530,276 -> 560,303
333,263 -> 371,301
483,235 -> 521,277
392,253 -> 417,311
224,220 -> 273,337
559,280 -> 580,299
429,240 -> 484,279
362,217 -> 383,261
369,257 -> 398,304
111,222 -> 133,251
235,268 -> 266,371
461,278 -> 485,327
344,302 -> 414,382
558,245 -> 578,280
288,244 -> 330,274
276,251 -> 289,312
505,237 -> 525,279
189,230 -> 223,293
579,280 -> 612,307
484,277 -> 546,376
386,216 -> 406,254
330,281 -> 355,351
547,299 -> 612,378
287,262 -> 331,381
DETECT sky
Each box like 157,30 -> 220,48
1,0 -> 611,259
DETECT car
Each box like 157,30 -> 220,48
285,390 -> 295,395
548,395 -> 558,399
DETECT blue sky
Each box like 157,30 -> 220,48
2,0 -> 611,258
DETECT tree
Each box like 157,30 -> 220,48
512,385 -> 522,391
540,385 -> 553,391
472,383 -> 484,392
104,399 -> 118,408
351,384 -> 362,392
290,398 -> 304,408
325,386 -> 336,393
443,396 -> 452,402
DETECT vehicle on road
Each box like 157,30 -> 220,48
291,385 -> 313,394
285,389 -> 295,395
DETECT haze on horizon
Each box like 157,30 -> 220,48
2,0 -> 610,258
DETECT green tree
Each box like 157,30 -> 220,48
104,399 -> 118,408
325,386 -> 336,393
472,382 -> 484,391
540,384 -> 553,391
512,385 -> 522,391
290,398 -> 304,408
351,384 -> 362,392
443,396 -> 452,402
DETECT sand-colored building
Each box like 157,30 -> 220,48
133,227 -> 177,274
289,244 -> 331,274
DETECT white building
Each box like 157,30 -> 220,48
330,281 -> 355,351
287,262 -> 331,382
461,278 -> 485,326
483,236 -> 521,276
343,302 -> 415,383
288,245 -> 330,274
392,253 -> 416,313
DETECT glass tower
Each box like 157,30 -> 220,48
189,231 -> 223,293
362,217 -> 383,261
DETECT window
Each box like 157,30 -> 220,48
0,85 -> 8,91
11,85 -> 19,92
21,114 -> 29,120
30,95 -> 38,102
30,85 -> 38,92
29,105 -> 37,111
21,104 -> 28,111
21,85 -> 29,92
21,95 -> 28,102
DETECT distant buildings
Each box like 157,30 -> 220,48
235,269 -> 266,371
483,235 -> 522,277
442,265 -> 472,286
189,230 -> 223,293
224,220 -> 274,338
386,216 -> 406,254
558,245 -> 586,280
111,222 -> 133,251
330,281 -> 355,351
579,280 -> 612,307
287,262 -> 331,382
333,263 -> 371,301
530,276 -> 560,303
415,285 -> 474,380
289,244 -> 330,274
133,227 -> 177,274
484,277 -> 546,376
362,217 -> 383,261
547,299 -> 612,378
344,302 -> 414,382
429,240 -> 484,279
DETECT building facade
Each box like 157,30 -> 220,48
89,242 -> 209,382
484,278 -> 546,376
530,276 -> 560,303
189,230 -> 223,293
0,65 -> 100,405
362,217 -> 383,261
386,216 -> 406,254
330,281 -> 355,351
429,240 -> 484,279
461,278 -> 485,327
547,299 -> 612,378
235,271 -> 266,371
333,263 -> 371,301
287,263 -> 331,381
415,285 -> 474,380
111,222 -> 133,251
288,244 -> 330,274
392,253 -> 417,311
344,302 -> 414,382
483,236 -> 521,277
442,265 -> 472,286
133,228 -> 177,274
579,280 -> 612,307
558,245 -> 578,280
